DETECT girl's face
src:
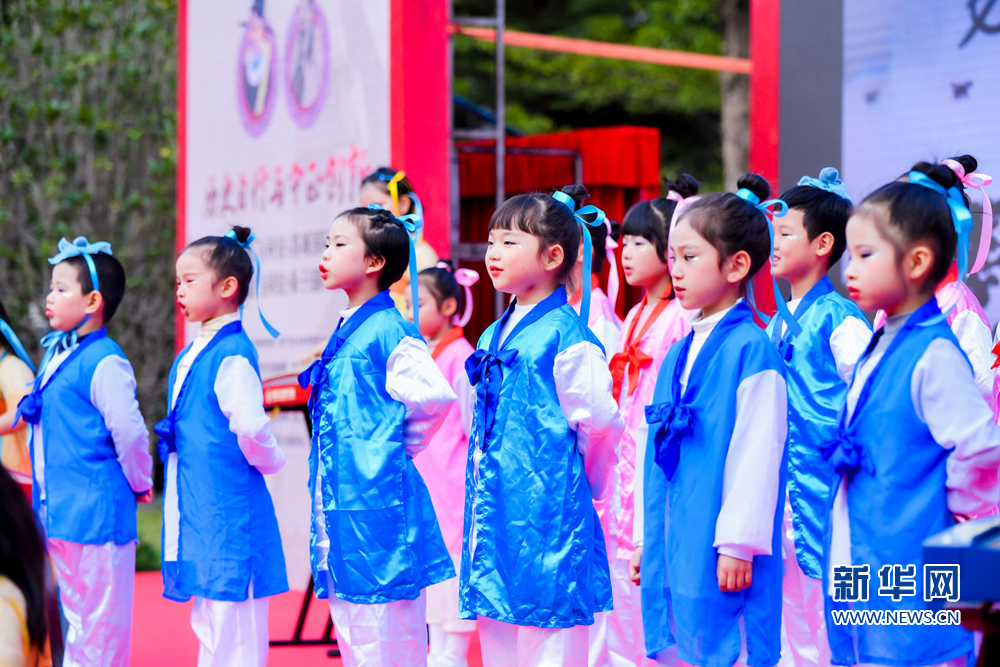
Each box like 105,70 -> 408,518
485,228 -> 562,303
175,250 -> 238,323
669,218 -> 747,315
46,262 -> 99,332
359,184 -> 412,217
320,216 -> 378,292
405,282 -> 453,341
621,234 -> 668,288
844,210 -> 907,312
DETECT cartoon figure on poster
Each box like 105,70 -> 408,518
238,0 -> 278,137
285,0 -> 330,129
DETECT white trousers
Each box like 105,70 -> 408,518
48,538 -> 135,667
590,555 -> 658,667
479,616 -> 589,667
190,593 -> 270,667
779,507 -> 831,667
429,624 -> 473,667
327,574 -> 428,667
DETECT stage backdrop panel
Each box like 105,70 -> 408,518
842,1 -> 1000,322
180,0 -> 392,590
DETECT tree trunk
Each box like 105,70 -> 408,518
718,0 -> 750,192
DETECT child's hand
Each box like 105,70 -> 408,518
136,489 -> 154,504
717,554 -> 752,592
629,546 -> 642,586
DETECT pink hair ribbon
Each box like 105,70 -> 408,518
943,158 -> 993,275
666,191 -> 701,272
437,261 -> 480,327
603,219 -> 620,312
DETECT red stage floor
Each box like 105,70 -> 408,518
132,572 -> 484,666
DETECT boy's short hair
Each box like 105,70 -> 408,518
342,207 -> 410,291
779,185 -> 854,268
62,253 -> 127,323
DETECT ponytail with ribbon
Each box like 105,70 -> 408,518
906,170 -> 974,321
603,220 -> 620,312
367,204 -> 423,329
735,189 -> 803,337
551,190 -> 607,325
223,229 -> 281,339
941,158 -> 993,275
434,261 -> 480,327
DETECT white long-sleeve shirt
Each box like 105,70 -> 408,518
829,312 -> 1000,586
682,303 -> 787,562
553,339 -> 623,501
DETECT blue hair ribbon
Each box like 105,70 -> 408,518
0,319 -> 36,373
48,236 -> 113,292
906,170 -> 974,323
367,204 -> 423,330
797,167 -> 852,202
735,188 -> 802,337
551,190 -> 607,325
224,230 -> 281,338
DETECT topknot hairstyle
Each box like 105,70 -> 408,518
338,207 -> 411,290
679,173 -> 772,294
779,181 -> 854,268
185,225 -> 255,306
488,185 -> 587,288
859,161 -> 961,290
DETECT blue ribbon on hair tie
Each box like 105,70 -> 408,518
224,230 -> 281,339
907,170 -> 974,323
367,204 -> 423,330
0,319 -> 36,373
798,167 -> 851,202
735,188 -> 802,337
551,190 -> 607,325
48,236 -> 112,292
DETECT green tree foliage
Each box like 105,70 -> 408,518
454,0 -> 724,188
0,0 -> 178,436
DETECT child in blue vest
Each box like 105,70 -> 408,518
826,161 -> 1000,667
157,225 -> 288,667
640,174 -> 789,667
767,168 -> 871,667
461,185 -> 624,667
300,205 -> 456,667
17,237 -> 153,667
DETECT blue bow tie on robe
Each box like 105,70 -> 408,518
820,429 -> 874,476
154,418 -> 175,462
645,402 -> 694,481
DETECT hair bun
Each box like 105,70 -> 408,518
951,154 -> 979,176
910,162 -> 959,191
560,184 -> 591,210
736,173 -> 770,201
607,219 -> 621,241
664,173 -> 700,199
231,226 -> 253,245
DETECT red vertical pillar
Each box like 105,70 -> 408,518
390,0 -> 452,258
175,0 -> 188,353
748,0 -> 780,320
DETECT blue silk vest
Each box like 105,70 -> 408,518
459,289 -> 613,629
642,301 -> 787,666
766,277 -> 870,579
305,292 -> 454,604
160,322 -> 288,602
30,330 -> 140,545
823,299 -> 973,666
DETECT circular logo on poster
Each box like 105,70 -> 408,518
237,0 -> 278,138
284,0 -> 331,129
